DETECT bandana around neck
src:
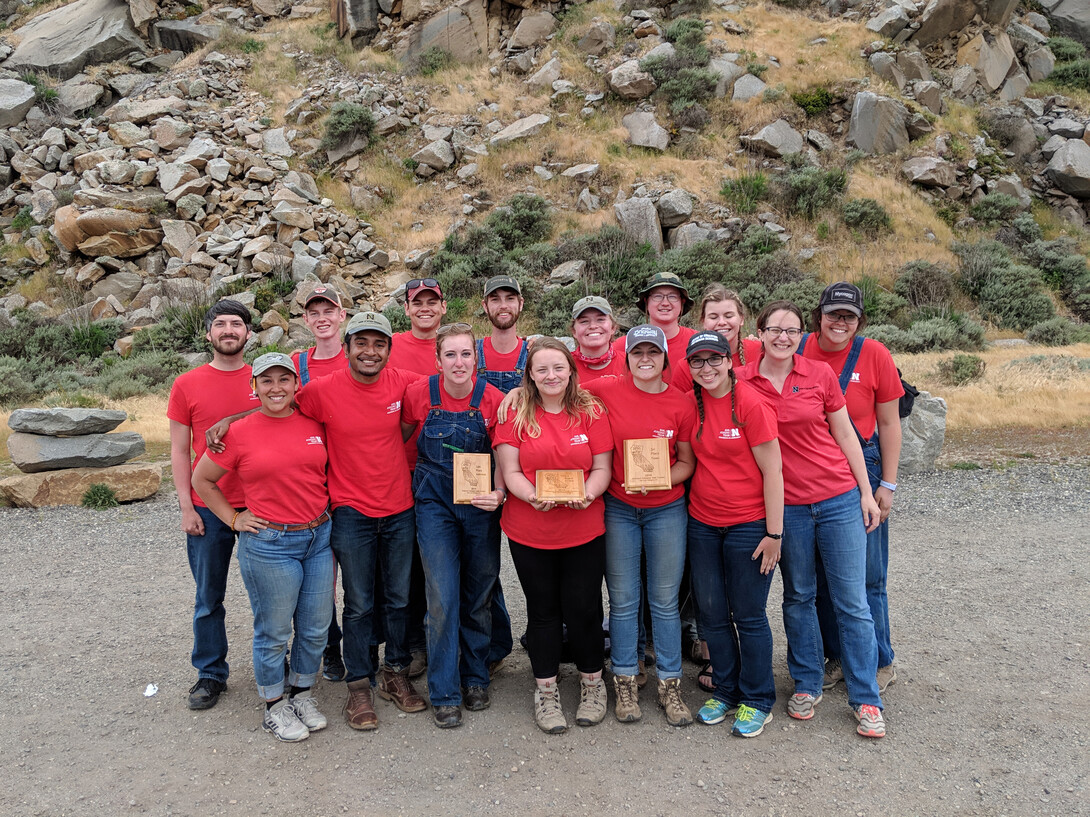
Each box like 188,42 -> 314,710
572,345 -> 615,367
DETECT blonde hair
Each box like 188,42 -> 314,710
698,284 -> 748,364
513,337 -> 602,439
434,322 -> 475,357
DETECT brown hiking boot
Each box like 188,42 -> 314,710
612,674 -> 642,723
657,678 -> 693,727
378,667 -> 427,712
344,679 -> 378,731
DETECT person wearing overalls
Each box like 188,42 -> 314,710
401,324 -> 507,728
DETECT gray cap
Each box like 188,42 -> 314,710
624,324 -> 668,356
251,352 -> 297,378
344,310 -> 392,339
484,275 -> 522,297
572,295 -> 613,319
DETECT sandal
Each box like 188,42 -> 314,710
698,661 -> 715,693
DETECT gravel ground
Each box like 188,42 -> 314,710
3,463 -> 1088,817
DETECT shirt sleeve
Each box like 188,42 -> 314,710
166,379 -> 191,425
675,395 -> 697,443
206,427 -> 240,471
869,340 -> 905,403
294,380 -> 321,422
401,380 -> 424,427
493,416 -> 521,449
588,411 -> 614,455
819,363 -> 847,414
740,386 -> 777,448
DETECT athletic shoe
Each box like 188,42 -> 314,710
731,705 -> 773,738
612,674 -> 641,723
263,699 -> 309,742
576,677 -> 607,726
877,664 -> 897,692
534,685 -> 567,734
289,692 -> 327,731
322,650 -> 346,682
822,658 -> 843,690
696,698 -> 737,726
657,678 -> 692,727
187,678 -> 226,710
854,704 -> 886,738
787,692 -> 822,720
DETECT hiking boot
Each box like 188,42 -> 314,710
657,678 -> 693,727
787,692 -> 822,720
289,691 -> 327,731
263,699 -> 309,742
697,698 -> 737,726
322,650 -> 346,682
876,664 -> 897,692
634,659 -> 648,689
343,679 -> 378,730
408,649 -> 427,679
488,658 -> 505,679
731,704 -> 772,738
612,674 -> 641,723
822,658 -> 844,690
534,684 -> 567,734
854,704 -> 886,738
576,677 -> 607,726
187,678 -> 226,710
378,667 -> 427,713
462,685 -> 490,711
433,705 -> 463,729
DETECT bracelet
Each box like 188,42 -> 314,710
498,489 -> 507,504
880,480 -> 897,491
765,532 -> 782,540
230,511 -> 240,531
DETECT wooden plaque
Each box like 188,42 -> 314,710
454,453 -> 492,504
623,437 -> 672,492
535,470 -> 586,503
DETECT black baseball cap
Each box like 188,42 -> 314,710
819,281 -> 863,317
686,330 -> 731,359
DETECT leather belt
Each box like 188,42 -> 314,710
264,510 -> 331,532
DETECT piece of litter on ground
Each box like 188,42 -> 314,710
144,683 -> 158,697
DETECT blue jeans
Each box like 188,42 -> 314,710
781,487 -> 882,709
237,521 -> 334,700
816,438 -> 895,667
603,494 -> 687,679
330,506 -> 415,683
688,517 -> 776,712
186,505 -> 237,682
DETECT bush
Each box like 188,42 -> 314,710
0,355 -> 37,407
895,260 -> 956,312
996,212 -> 1042,249
978,264 -> 1055,330
11,206 -> 35,232
856,274 -> 907,325
1047,36 -> 1086,63
240,38 -> 265,54
746,62 -> 768,78
1019,237 -> 1090,295
658,241 -> 726,297
954,239 -> 1013,299
720,172 -> 768,214
773,166 -> 847,219
485,194 -> 553,251
535,286 -> 586,337
252,278 -> 295,314
770,276 -> 826,316
968,192 -> 1023,226
842,198 -> 892,234
81,483 -> 119,510
416,46 -> 454,76
383,305 -> 411,334
936,353 -> 986,386
554,226 -> 658,311
864,315 -> 985,353
791,86 -> 834,117
719,226 -> 806,313
319,103 -> 376,151
673,103 -> 710,129
664,18 -> 705,44
1049,59 -> 1090,92
1025,317 -> 1090,346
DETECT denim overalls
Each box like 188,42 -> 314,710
412,375 -> 503,706
476,338 -> 528,394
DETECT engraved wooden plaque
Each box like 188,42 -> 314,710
535,469 -> 586,503
454,453 -> 492,504
623,438 -> 672,492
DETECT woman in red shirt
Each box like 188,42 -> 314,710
736,301 -> 887,739
570,295 -> 626,383
493,338 -> 613,734
696,283 -> 764,368
193,353 -> 333,743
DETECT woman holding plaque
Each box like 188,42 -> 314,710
493,338 -> 613,734
684,331 -> 783,738
400,324 -> 507,729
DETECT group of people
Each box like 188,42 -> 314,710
168,269 -> 903,743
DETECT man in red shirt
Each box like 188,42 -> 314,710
167,300 -> 260,710
293,285 -> 348,385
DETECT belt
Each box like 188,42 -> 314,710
263,510 -> 331,532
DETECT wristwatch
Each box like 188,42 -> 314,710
765,531 -> 782,540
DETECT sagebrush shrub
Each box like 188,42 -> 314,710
936,353 -> 986,386
842,198 -> 892,234
1025,317 -> 1090,346
895,260 -> 956,312
320,103 -> 376,151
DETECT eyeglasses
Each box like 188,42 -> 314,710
826,311 -> 860,323
688,354 -> 725,369
648,293 -> 681,304
762,327 -> 802,338
436,322 -> 472,336
406,278 -> 440,291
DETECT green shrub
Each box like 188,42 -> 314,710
969,192 -> 1023,226
0,355 -> 37,407
773,166 -> 847,219
718,227 -> 806,313
791,86 -> 834,116
1019,238 -> 1090,295
240,38 -> 265,53
664,18 -> 705,44
770,276 -> 826,315
1024,316 -> 1090,346
659,67 -> 718,109
842,198 -> 892,234
658,241 -> 726,297
553,226 -> 658,310
953,239 -> 1013,299
485,194 -> 552,251
383,305 -> 411,334
936,353 -> 986,386
416,46 -> 454,76
856,274 -> 908,325
1049,59 -> 1090,92
864,315 -> 985,353
11,206 -> 36,232
746,62 -> 768,77
81,483 -> 119,510
673,103 -> 711,129
320,103 -> 376,151
720,172 -> 768,214
895,260 -> 956,312
1047,36 -> 1086,63
535,286 -> 587,337
997,212 -> 1043,248
977,264 -> 1055,330
252,278 -> 295,314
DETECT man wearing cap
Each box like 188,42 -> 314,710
168,299 -> 260,711
613,272 -> 696,389
570,296 -> 626,383
294,285 -> 348,385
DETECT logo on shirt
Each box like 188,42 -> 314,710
570,433 -> 590,446
305,435 -> 324,445
386,401 -> 402,414
717,428 -> 741,440
652,429 -> 675,439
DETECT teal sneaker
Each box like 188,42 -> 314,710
731,704 -> 773,738
696,698 -> 738,725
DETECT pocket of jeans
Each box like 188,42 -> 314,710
250,526 -> 282,542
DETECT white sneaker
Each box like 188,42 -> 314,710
263,699 -> 310,742
290,692 -> 328,731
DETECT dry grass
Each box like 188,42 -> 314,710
354,155 -> 458,251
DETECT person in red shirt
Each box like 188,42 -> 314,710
696,283 -> 763,369
167,299 -> 260,711
493,338 -> 613,734
400,324 -> 507,728
293,285 -> 348,385
192,353 -> 333,743
737,300 -> 887,739
611,272 -> 696,389
801,282 -> 904,694
684,331 -> 783,738
570,296 -> 626,383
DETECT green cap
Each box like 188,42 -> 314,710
571,295 -> 613,319
344,310 -> 392,340
251,352 -> 297,378
638,271 -> 692,315
484,275 -> 522,297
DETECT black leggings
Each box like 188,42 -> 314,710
509,537 -> 605,679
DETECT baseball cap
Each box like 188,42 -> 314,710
343,310 -> 392,340
625,324 -> 668,356
303,284 -> 342,308
686,331 -> 731,359
251,352 -> 298,378
484,275 -> 522,297
572,295 -> 613,319
405,277 -> 443,301
638,271 -> 692,315
819,281 -> 864,317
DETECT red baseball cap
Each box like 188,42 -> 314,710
406,277 -> 444,301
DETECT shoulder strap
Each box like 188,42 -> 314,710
797,333 -> 808,354
838,336 -> 865,395
428,374 -> 442,408
469,375 -> 488,410
476,338 -> 487,374
514,339 -> 529,373
298,350 -> 310,386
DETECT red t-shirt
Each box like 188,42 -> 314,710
480,336 -> 525,371
585,376 -> 695,508
493,407 -> 613,549
800,336 -> 903,439
389,330 -> 441,471
167,364 -> 260,507
688,380 -> 778,527
611,325 -> 695,388
401,377 -> 505,439
573,351 -> 627,384
671,337 -> 763,394
736,356 -> 857,505
295,366 -> 423,517
208,411 -> 328,524
292,347 -> 347,383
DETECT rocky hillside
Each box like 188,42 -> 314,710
1,0 -> 1090,403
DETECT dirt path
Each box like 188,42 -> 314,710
3,463 -> 1088,816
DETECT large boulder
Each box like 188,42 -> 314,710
152,19 -> 222,52
914,0 -> 978,47
1048,0 -> 1090,48
848,92 -> 910,154
8,408 -> 127,436
0,80 -> 36,128
866,6 -> 911,38
1,0 -> 147,81
1046,139 -> 1090,198
398,0 -> 487,63
902,156 -> 957,188
742,119 -> 804,158
608,60 -> 656,100
0,462 -> 163,507
956,31 -> 1016,93
707,57 -> 746,99
614,197 -> 663,255
336,0 -> 379,38
508,12 -> 555,50
577,21 -> 615,56
656,189 -> 693,228
622,111 -> 669,152
899,391 -> 946,474
8,431 -> 146,473
489,113 -> 550,146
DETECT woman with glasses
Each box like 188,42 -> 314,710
800,282 -> 904,695
736,301 -> 888,739
399,324 -> 507,729
684,331 -> 783,737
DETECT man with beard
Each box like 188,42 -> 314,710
168,299 -> 260,710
